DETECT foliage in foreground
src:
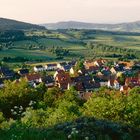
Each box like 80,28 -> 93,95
0,80 -> 140,139
0,117 -> 140,140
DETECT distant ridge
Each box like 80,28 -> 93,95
0,18 -> 45,31
41,21 -> 140,32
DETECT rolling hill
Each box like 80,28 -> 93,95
42,21 -> 140,32
0,18 -> 45,31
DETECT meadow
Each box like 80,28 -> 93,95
0,29 -> 140,64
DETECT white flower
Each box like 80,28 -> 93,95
11,109 -> 14,112
22,112 -> 26,116
85,137 -> 89,140
68,135 -> 71,139
29,101 -> 33,106
19,106 -> 23,110
13,111 -> 17,115
14,106 -> 18,109
71,131 -> 74,135
72,128 -> 76,131
75,130 -> 79,134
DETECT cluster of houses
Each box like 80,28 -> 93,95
33,61 -> 76,72
0,59 -> 140,99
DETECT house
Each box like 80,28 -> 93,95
83,81 -> 100,92
101,68 -> 111,76
72,75 -> 100,92
44,63 -> 57,71
42,75 -> 55,88
78,69 -> 87,75
84,60 -> 96,69
86,66 -> 99,74
61,65 -> 72,72
91,76 -> 108,87
70,67 -> 75,75
73,75 -> 93,83
0,67 -> 15,78
54,70 -> 71,90
26,73 -> 42,86
110,66 -> 124,75
18,69 -> 29,76
93,76 -> 108,87
119,61 -> 134,70
99,79 -> 108,87
84,59 -> 103,72
108,78 -> 120,90
67,60 -> 77,66
57,62 -> 67,69
110,67 -> 118,75
94,59 -> 106,67
120,85 -> 130,94
96,69 -> 111,81
125,77 -> 140,87
83,59 -> 99,73
57,62 -> 72,72
70,67 -> 89,76
34,65 -> 44,72
124,70 -> 135,77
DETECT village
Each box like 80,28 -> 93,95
0,59 -> 140,98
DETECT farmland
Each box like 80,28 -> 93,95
0,29 -> 140,64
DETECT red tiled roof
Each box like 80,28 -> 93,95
120,85 -> 133,95
55,70 -> 71,89
26,74 -> 41,81
122,85 -> 129,91
88,66 -> 99,71
125,77 -> 140,85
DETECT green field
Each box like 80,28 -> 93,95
0,29 -> 140,63
92,35 -> 140,50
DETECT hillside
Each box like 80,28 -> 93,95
42,21 -> 140,32
0,18 -> 45,30
0,28 -> 140,62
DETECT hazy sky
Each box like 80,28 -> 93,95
0,0 -> 140,24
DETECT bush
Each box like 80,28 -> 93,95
83,92 -> 140,128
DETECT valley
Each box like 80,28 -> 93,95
0,29 -> 140,65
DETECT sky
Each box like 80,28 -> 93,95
0,0 -> 140,24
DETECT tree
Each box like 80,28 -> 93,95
74,60 -> 84,72
129,86 -> 140,94
83,90 -> 140,127
117,73 -> 126,85
0,79 -> 43,118
44,87 -> 62,107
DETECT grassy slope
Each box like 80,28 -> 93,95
0,18 -> 45,30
